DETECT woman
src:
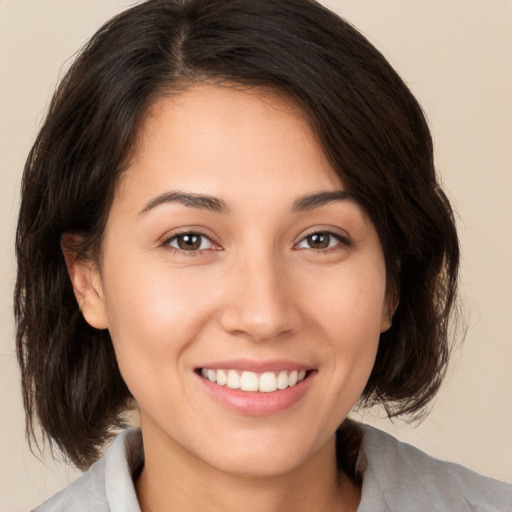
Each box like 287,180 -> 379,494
15,0 -> 511,510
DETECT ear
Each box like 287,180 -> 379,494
380,289 -> 399,333
61,234 -> 109,330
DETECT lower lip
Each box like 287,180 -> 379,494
197,372 -> 315,416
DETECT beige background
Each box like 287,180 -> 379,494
1,1 -> 511,510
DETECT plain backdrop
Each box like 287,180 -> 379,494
1,1 -> 511,510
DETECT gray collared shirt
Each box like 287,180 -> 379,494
33,425 -> 512,512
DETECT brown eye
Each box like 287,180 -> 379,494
177,234 -> 201,250
305,233 -> 331,249
167,233 -> 214,251
296,231 -> 349,251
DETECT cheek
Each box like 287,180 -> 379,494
305,258 -> 387,335
100,258 -> 213,388
305,262 -> 386,383
104,254 -> 201,331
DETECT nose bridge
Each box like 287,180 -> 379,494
219,243 -> 300,340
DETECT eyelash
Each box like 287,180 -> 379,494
162,232 -> 218,256
162,229 -> 350,256
293,230 -> 351,253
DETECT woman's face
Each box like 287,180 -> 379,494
78,85 -> 390,477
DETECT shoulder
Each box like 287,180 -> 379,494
356,424 -> 512,512
32,429 -> 143,512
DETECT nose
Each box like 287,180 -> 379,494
218,251 -> 303,342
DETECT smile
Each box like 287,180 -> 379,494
200,368 -> 308,393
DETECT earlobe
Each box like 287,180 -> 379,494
380,314 -> 392,333
380,292 -> 399,333
61,235 -> 109,330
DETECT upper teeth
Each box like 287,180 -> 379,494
201,369 -> 307,393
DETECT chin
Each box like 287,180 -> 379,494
194,425 -> 329,479
208,447 -> 309,479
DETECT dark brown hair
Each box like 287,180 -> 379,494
16,0 -> 459,469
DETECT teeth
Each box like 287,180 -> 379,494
226,370 -> 241,389
259,372 -> 277,393
200,368 -> 308,392
240,371 -> 259,391
276,370 -> 288,390
216,369 -> 227,386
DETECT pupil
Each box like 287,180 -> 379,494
178,234 -> 201,250
308,233 -> 329,249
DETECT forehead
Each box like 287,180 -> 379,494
118,84 -> 342,210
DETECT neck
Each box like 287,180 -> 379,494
135,423 -> 360,512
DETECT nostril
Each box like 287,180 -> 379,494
218,304 -> 303,342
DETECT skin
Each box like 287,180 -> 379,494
67,85 -> 392,512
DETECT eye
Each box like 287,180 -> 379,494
295,231 -> 348,251
166,233 -> 216,252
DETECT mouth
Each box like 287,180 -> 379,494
197,368 -> 310,393
194,360 -> 316,415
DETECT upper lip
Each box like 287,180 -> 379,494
197,359 -> 313,373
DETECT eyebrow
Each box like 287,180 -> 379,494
139,191 -> 230,215
292,190 -> 356,211
139,189 -> 355,216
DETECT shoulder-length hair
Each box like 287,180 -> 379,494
16,0 -> 459,469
